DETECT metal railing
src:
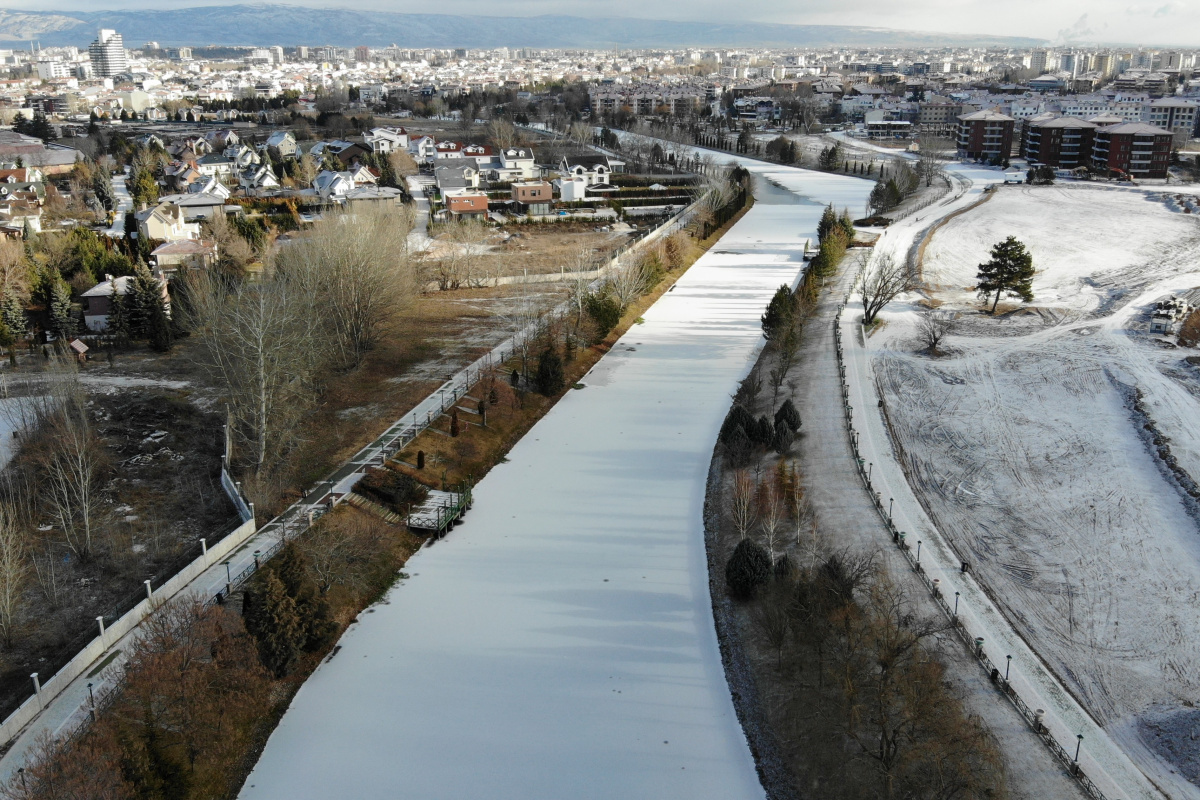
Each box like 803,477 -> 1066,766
833,260 -> 1111,800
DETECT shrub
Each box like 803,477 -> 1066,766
355,467 -> 428,511
726,539 -> 771,600
535,347 -> 565,395
584,292 -> 622,339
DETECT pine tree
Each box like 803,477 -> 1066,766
726,539 -> 771,600
47,276 -> 75,341
0,295 -> 26,341
774,399 -> 802,433
147,297 -> 173,352
244,570 -> 304,677
816,203 -> 838,245
128,265 -> 162,338
761,284 -> 795,342
108,290 -> 130,346
838,209 -> 856,243
976,236 -> 1035,314
535,347 -> 564,396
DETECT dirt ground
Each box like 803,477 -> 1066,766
0,386 -> 236,723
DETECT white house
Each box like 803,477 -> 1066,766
240,164 -> 280,192
365,126 -> 409,153
497,147 -> 538,181
558,154 -> 623,186
410,135 -> 438,163
135,202 -> 201,242
195,153 -> 236,180
264,130 -> 298,159
554,175 -> 590,202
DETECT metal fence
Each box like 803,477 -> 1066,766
832,262 -> 1110,800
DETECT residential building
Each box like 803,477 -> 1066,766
1091,122 -> 1173,179
135,202 -> 201,242
1022,117 -> 1096,167
1142,97 -> 1198,141
558,154 -> 624,185
512,181 -> 553,215
443,188 -> 489,220
364,127 -> 409,153
264,130 -> 298,159
956,109 -> 1015,161
151,239 -> 217,273
89,29 -> 128,78
80,272 -> 170,331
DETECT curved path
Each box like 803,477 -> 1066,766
238,166 -> 869,799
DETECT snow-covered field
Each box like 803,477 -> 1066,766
870,183 -> 1200,798
238,167 -> 871,800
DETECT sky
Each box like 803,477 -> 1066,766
10,0 -> 1200,45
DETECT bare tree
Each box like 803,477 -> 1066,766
606,253 -> 655,311
387,149 -> 419,179
0,503 -> 28,647
759,481 -> 785,561
35,362 -> 104,562
202,212 -> 257,279
487,117 -> 519,151
731,470 -> 757,541
860,252 -> 908,325
445,218 -> 492,289
915,308 -> 958,354
185,269 -> 327,482
914,133 -> 953,188
275,205 -> 417,367
498,280 -> 550,380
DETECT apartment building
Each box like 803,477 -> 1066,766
1142,97 -> 1198,140
1022,117 -> 1096,167
88,29 -> 128,78
1091,122 -> 1173,178
956,109 -> 1015,160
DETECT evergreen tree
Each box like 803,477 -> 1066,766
244,570 -> 304,677
128,265 -> 163,338
47,276 -> 75,341
535,347 -> 564,395
726,539 -> 771,600
0,295 -> 24,341
976,236 -> 1035,314
838,209 -> 856,243
274,543 -> 334,651
774,398 -> 802,432
92,165 -> 115,213
108,290 -> 130,346
147,297 -> 173,352
816,203 -> 838,244
760,284 -> 795,342
27,110 -> 56,142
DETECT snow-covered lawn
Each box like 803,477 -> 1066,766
237,169 -> 871,800
870,183 -> 1200,798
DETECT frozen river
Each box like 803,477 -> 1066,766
238,164 -> 871,800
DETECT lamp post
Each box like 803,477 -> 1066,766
888,497 -> 894,521
18,767 -> 26,796
954,591 -> 960,618
224,560 -> 232,594
868,462 -> 873,482
1005,655 -> 1012,681
88,681 -> 96,720
916,540 -> 922,566
1074,734 -> 1084,764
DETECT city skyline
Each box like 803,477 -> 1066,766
0,1 -> 1197,47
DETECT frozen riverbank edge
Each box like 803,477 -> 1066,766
702,450 -> 799,800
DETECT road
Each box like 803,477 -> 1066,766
103,171 -> 131,237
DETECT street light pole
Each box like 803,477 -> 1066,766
1005,655 -> 1012,681
916,540 -> 922,565
954,591 -> 960,618
1074,734 -> 1083,763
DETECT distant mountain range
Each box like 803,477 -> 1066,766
0,5 -> 1045,49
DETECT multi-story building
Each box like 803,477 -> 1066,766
1029,48 -> 1049,75
1142,97 -> 1198,140
956,109 -> 1015,161
88,29 -> 128,78
1091,122 -> 1173,178
355,46 -> 371,63
1022,117 -> 1096,167
917,100 -> 963,134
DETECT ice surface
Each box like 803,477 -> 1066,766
237,165 -> 871,800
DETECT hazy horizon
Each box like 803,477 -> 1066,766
0,0 -> 1196,47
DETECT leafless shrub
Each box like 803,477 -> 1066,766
916,308 -> 958,354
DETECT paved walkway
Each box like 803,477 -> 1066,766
791,259 -> 1084,799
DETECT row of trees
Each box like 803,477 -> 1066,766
185,205 -> 418,492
